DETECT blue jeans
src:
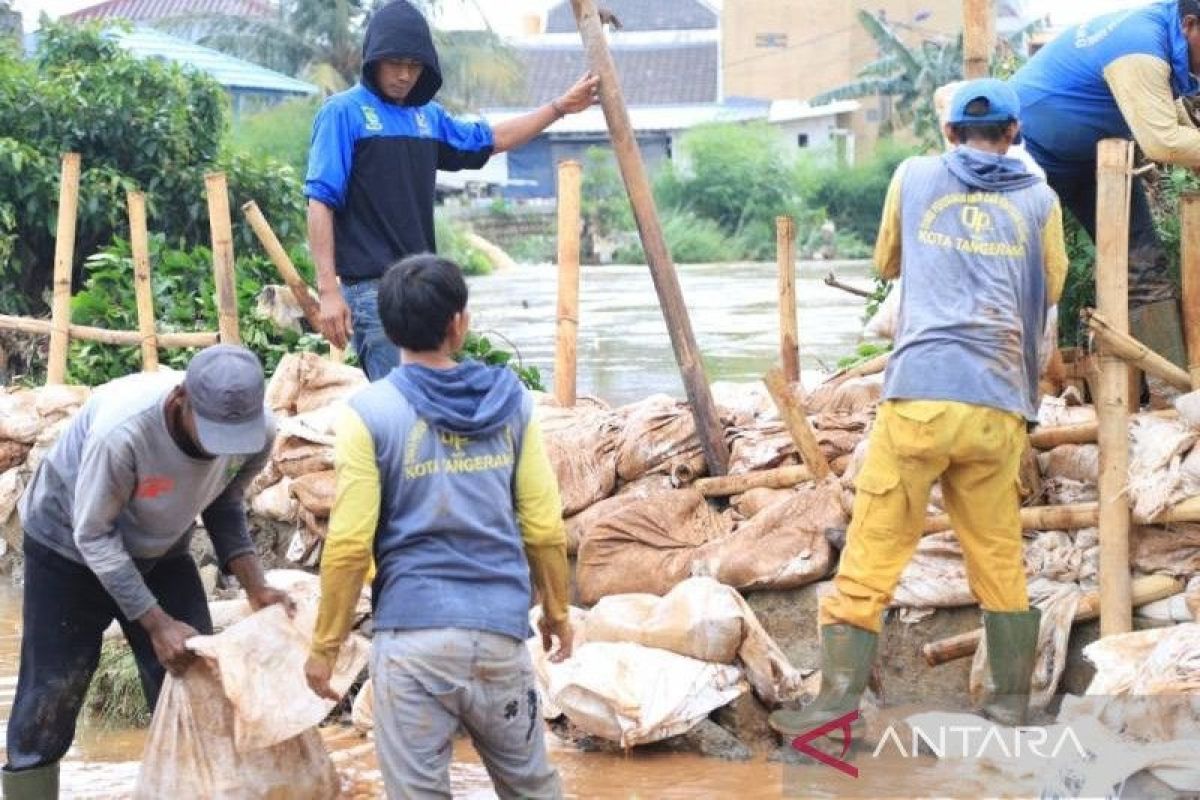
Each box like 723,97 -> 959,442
341,279 -> 400,381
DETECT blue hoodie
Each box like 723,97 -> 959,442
348,359 -> 535,639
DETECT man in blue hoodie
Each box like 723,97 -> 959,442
768,80 -> 1068,744
1009,0 -> 1200,374
304,254 -> 571,798
306,0 -> 598,380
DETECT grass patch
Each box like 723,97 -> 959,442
84,639 -> 150,728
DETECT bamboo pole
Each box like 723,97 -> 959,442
1181,193 -> 1200,388
0,314 -> 217,348
923,502 -> 1100,535
694,464 -> 813,497
1027,409 -> 1177,449
824,352 -> 890,387
555,160 -> 582,407
205,172 -> 240,345
1084,308 -> 1191,392
46,153 -> 81,385
570,0 -> 729,476
963,0 -> 995,79
921,574 -> 1183,666
764,367 -> 832,480
126,191 -> 158,371
1094,139 -> 1135,636
777,216 -> 800,383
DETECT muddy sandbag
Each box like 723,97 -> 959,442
583,577 -> 808,705
730,487 -> 793,520
541,641 -> 746,748
710,381 -> 773,426
266,352 -> 366,417
616,474 -> 677,498
251,477 -> 299,523
1038,444 -> 1099,483
576,489 -> 730,605
695,480 -> 841,592
539,406 -> 620,516
1132,524 -> 1200,577
614,396 -> 707,483
564,490 -> 662,556
276,440 -> 335,479
290,470 -> 335,517
1037,395 -> 1096,428
0,385 -> 89,445
1128,416 -> 1198,522
805,375 -> 883,416
0,441 -> 29,472
892,532 -> 973,609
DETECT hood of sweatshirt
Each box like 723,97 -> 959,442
942,145 -> 1042,192
361,0 -> 442,107
388,359 -> 524,437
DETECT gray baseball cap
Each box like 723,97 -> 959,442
184,345 -> 267,456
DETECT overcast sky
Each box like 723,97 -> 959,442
6,0 -> 1155,34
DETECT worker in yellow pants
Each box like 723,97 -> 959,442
769,79 -> 1068,742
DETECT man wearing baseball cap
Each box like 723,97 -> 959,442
768,80 -> 1068,747
3,345 -> 287,799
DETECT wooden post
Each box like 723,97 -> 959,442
777,216 -> 800,383
1095,139 -> 1134,636
963,0 -> 995,79
764,367 -> 832,480
571,0 -> 730,475
126,191 -> 158,371
239,200 -> 342,360
46,153 -> 81,385
555,160 -> 582,407
205,172 -> 240,345
1181,193 -> 1200,388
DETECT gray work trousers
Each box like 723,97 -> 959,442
371,628 -> 563,800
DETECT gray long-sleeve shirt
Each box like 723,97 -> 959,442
18,372 -> 275,620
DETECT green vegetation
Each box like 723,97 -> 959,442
84,640 -> 150,727
229,96 -> 318,176
434,215 -> 492,277
459,332 -> 543,392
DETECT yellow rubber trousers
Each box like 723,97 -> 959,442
820,399 -> 1030,632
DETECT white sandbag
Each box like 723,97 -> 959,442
1127,415 -> 1198,522
250,477 -> 299,523
351,678 -> 374,733
527,606 -> 590,720
0,468 -> 22,527
544,641 -> 746,748
1175,389 -> 1200,428
1036,395 -> 1096,428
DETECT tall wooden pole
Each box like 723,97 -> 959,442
46,153 -> 81,385
777,216 -> 800,383
1180,193 -> 1200,388
963,0 -> 995,79
126,191 -> 158,371
1094,139 -> 1134,637
555,160 -> 582,407
205,172 -> 240,345
571,0 -> 729,474
764,367 -> 832,480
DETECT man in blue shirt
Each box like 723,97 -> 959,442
306,0 -> 597,379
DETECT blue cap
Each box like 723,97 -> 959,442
947,78 -> 1020,124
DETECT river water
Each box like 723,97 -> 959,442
466,260 -> 876,405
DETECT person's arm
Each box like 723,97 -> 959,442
72,437 -> 198,674
304,100 -> 356,349
1105,54 -> 1200,167
305,408 -> 380,700
874,160 -> 908,280
1042,199 -> 1069,305
492,73 -> 599,154
514,415 -> 573,662
200,424 -> 292,613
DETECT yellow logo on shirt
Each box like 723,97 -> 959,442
918,192 -> 1029,258
960,205 -> 992,236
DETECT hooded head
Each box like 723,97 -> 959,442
362,0 -> 443,106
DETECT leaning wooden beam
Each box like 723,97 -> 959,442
47,153 -> 81,385
963,0 -> 996,79
126,190 -> 158,371
1095,138 -> 1135,636
1181,193 -> 1200,388
921,573 -> 1183,666
777,216 -> 800,383
205,172 -> 240,345
764,367 -> 833,480
694,464 -> 813,497
1027,409 -> 1178,449
1084,308 -> 1192,392
571,0 -> 729,476
824,352 -> 890,386
0,315 -> 217,348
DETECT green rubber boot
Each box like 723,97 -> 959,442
2,762 -> 59,800
980,608 -> 1042,727
1130,299 -> 1187,370
768,624 -> 878,738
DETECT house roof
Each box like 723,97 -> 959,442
488,40 -> 717,108
106,26 -> 316,95
545,0 -> 717,33
64,0 -> 273,22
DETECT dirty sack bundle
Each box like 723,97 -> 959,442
583,577 -> 808,705
134,601 -> 369,799
804,375 -> 883,416
527,605 -> 747,749
576,481 -> 844,605
726,413 -> 868,475
265,352 -> 367,417
538,404 -> 620,516
1132,524 -> 1200,577
1126,415 -> 1198,523
613,395 -> 714,483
